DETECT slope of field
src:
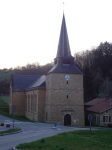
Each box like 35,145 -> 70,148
0,95 -> 10,105
0,73 -> 11,81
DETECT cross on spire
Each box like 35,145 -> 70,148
62,2 -> 65,13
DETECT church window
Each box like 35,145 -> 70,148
34,94 -> 37,112
46,112 -> 47,120
67,95 -> 68,98
28,95 -> 30,111
31,94 -> 33,112
25,95 -> 27,110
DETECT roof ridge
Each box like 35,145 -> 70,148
84,98 -> 105,105
13,74 -> 43,76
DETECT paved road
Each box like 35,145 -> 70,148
0,114 -> 90,150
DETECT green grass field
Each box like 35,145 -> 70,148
16,130 -> 112,150
0,73 -> 11,82
0,95 -> 10,105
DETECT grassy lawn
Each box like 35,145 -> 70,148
0,95 -> 10,105
0,73 -> 11,82
0,128 -> 21,134
0,107 -> 33,122
16,130 -> 112,150
0,101 -> 8,107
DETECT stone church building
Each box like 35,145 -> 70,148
10,14 -> 85,126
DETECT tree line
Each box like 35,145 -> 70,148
75,41 -> 112,102
0,62 -> 53,95
0,41 -> 112,102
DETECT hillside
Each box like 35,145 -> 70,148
0,72 -> 11,81
0,73 -> 11,94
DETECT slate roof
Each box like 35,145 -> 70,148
48,14 -> 82,74
85,98 -> 112,113
48,65 -> 82,74
12,74 -> 45,91
26,75 -> 46,89
57,14 -> 72,58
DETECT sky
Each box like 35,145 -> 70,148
0,0 -> 112,69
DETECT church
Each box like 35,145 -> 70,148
10,14 -> 85,126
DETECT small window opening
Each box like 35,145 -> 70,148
67,95 -> 68,98
67,81 -> 68,84
106,110 -> 108,113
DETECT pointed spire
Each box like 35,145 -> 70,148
56,14 -> 72,58
48,13 -> 82,74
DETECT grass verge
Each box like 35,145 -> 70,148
0,128 -> 21,134
0,108 -> 34,122
16,130 -> 112,150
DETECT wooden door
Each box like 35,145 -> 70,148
64,114 -> 71,126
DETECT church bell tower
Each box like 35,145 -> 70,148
45,14 -> 84,126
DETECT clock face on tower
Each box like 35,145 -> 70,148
65,75 -> 70,80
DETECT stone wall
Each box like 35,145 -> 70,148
85,109 -> 112,127
25,89 -> 45,122
45,73 -> 85,126
10,91 -> 25,116
38,90 -> 46,122
100,109 -> 112,126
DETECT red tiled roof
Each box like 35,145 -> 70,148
84,98 -> 105,106
87,98 -> 112,113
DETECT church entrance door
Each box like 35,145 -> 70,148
64,114 -> 71,126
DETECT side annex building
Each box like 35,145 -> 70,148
10,14 -> 85,126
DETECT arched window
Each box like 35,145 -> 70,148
25,95 -> 27,110
31,94 -> 33,112
28,95 -> 30,111
34,94 -> 37,112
